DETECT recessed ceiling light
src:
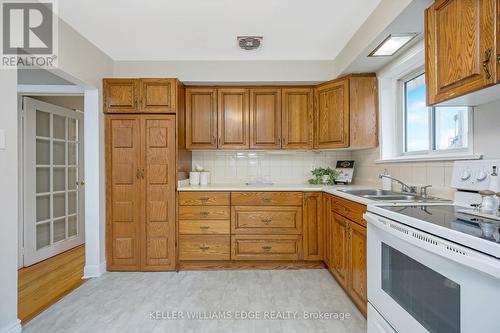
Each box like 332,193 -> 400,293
368,33 -> 418,57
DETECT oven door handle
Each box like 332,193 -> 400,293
365,212 -> 500,280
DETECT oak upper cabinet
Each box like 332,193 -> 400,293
218,88 -> 250,149
249,88 -> 282,149
349,76 -> 378,148
425,0 -> 496,105
139,78 -> 176,113
106,114 -> 177,271
314,79 -> 349,149
104,79 -> 139,114
282,88 -> 313,149
302,192 -> 323,261
104,78 -> 177,114
185,88 -> 218,149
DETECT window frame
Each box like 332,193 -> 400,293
397,69 -> 474,158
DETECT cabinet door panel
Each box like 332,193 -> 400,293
282,88 -> 313,149
348,221 -> 367,317
218,88 -> 249,149
314,80 -> 349,148
303,192 -> 323,260
250,88 -> 281,149
141,115 -> 176,270
140,79 -> 176,113
331,213 -> 348,288
426,0 -> 495,104
186,88 -> 217,149
106,115 -> 141,270
104,79 -> 139,114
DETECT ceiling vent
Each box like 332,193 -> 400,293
238,36 -> 263,50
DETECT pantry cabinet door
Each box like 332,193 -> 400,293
106,115 -> 142,270
186,88 -> 218,149
314,79 -> 349,149
425,0 -> 496,105
303,192 -> 323,260
249,88 -> 282,149
282,88 -> 313,149
218,88 -> 250,149
140,115 -> 176,271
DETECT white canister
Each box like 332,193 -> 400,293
200,171 -> 210,186
189,172 -> 200,185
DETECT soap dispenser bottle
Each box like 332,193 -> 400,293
382,169 -> 392,191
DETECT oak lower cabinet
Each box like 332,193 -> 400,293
178,192 -> 231,261
106,114 -> 176,271
302,192 -> 323,260
425,0 -> 496,105
231,235 -> 302,261
325,194 -> 367,317
314,74 -> 378,149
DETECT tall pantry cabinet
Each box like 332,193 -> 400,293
104,78 -> 190,271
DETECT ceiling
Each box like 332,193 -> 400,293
58,0 -> 381,61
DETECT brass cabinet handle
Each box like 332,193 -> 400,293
200,226 -> 210,230
262,246 -> 272,251
199,211 -> 209,217
141,168 -> 145,179
483,48 -> 492,79
262,198 -> 272,203
136,169 -> 141,179
199,244 -> 210,251
344,207 -> 351,213
199,197 -> 210,202
261,218 -> 272,224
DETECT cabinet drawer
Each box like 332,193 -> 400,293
179,235 -> 230,260
178,192 -> 230,206
178,206 -> 230,220
332,196 -> 366,227
231,206 -> 302,234
179,220 -> 229,235
231,192 -> 302,206
231,235 -> 302,261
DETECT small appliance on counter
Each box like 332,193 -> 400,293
334,160 -> 355,185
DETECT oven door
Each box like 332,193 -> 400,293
365,212 -> 500,333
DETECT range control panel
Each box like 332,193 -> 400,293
451,160 -> 500,191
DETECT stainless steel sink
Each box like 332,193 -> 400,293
338,189 -> 451,203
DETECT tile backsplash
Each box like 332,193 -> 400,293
192,151 -> 353,184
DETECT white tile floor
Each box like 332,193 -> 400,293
23,269 -> 366,333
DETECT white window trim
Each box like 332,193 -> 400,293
377,39 -> 480,163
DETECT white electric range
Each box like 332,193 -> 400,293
364,160 -> 500,333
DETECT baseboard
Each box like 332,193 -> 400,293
179,260 -> 326,271
83,261 -> 106,279
0,319 -> 21,333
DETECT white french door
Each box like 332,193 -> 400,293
22,97 -> 85,266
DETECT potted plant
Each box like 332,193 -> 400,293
308,167 -> 338,185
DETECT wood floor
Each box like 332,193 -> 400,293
18,244 -> 85,324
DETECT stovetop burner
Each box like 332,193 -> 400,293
381,205 -> 500,244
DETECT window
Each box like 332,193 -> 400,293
401,71 -> 472,155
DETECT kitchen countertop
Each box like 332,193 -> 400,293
177,183 -> 378,205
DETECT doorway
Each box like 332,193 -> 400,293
21,97 -> 85,266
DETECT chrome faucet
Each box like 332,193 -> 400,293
378,174 -> 418,194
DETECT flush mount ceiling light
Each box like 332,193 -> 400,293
237,36 -> 263,50
368,33 -> 418,57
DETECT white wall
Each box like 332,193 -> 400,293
192,150 -> 353,184
113,60 -> 335,83
0,71 -> 21,333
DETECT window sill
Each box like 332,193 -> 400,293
375,153 -> 482,164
